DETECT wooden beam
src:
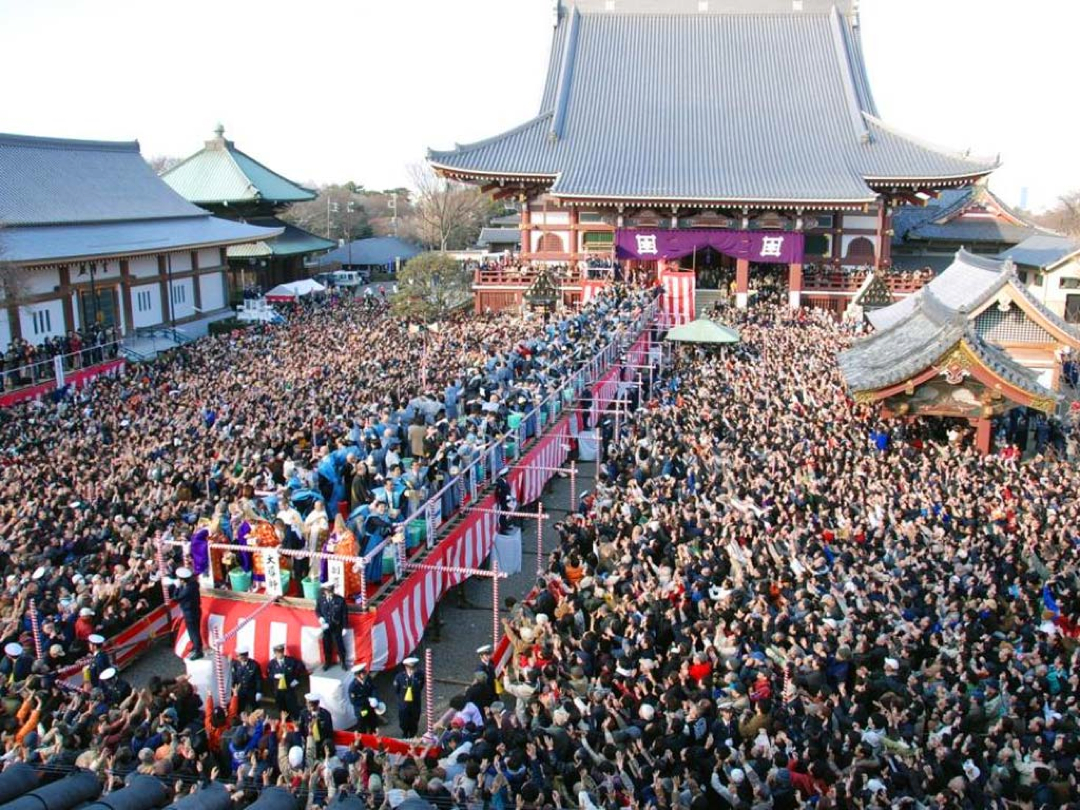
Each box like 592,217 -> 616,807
480,182 -> 501,194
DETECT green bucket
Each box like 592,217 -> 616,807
302,577 -> 321,600
406,520 -> 426,550
505,439 -> 518,459
279,569 -> 292,596
507,412 -> 524,430
229,568 -> 252,593
381,546 -> 396,571
563,387 -> 574,404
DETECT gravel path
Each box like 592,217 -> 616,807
124,460 -> 593,736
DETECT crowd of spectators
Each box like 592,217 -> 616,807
1,281 -> 1078,810
2,325 -> 121,388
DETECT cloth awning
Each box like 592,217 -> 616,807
664,319 -> 741,344
264,278 -> 327,301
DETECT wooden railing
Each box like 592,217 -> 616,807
803,270 -> 932,295
474,266 -> 588,286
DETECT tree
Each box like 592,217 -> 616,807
281,184 -> 373,243
147,155 -> 181,175
1033,191 -> 1080,238
390,251 -> 472,322
0,222 -> 25,305
405,164 -> 490,251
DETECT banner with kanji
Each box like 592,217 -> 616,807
616,229 -> 804,264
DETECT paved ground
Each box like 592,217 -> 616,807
125,458 -> 593,737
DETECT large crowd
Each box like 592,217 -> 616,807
0,279 -> 1078,810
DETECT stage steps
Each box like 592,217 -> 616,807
695,288 -> 727,316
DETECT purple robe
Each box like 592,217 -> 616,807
190,528 -> 210,576
236,520 -> 253,572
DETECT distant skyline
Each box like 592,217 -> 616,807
1,0 -> 1076,212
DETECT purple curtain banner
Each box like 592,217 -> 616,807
615,229 -> 804,265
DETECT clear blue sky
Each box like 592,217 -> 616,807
1,0 -> 1076,211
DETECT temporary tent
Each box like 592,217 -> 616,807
264,278 -> 327,302
664,318 -> 741,344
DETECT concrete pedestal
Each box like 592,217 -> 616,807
185,656 -> 230,702
492,526 -> 523,575
309,667 -> 358,730
578,430 -> 599,461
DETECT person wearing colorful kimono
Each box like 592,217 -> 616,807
327,514 -> 363,600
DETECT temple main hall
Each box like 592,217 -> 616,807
429,0 -> 999,317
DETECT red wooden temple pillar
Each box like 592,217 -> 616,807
788,262 -> 803,309
735,258 -> 750,309
974,417 -> 993,455
519,204 -> 531,260
875,200 -> 892,271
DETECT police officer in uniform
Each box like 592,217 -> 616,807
494,467 -> 517,534
98,667 -> 132,706
300,693 -> 334,762
267,643 -> 302,718
84,634 -> 111,688
315,582 -> 348,671
168,567 -> 203,660
393,656 -> 424,738
348,663 -> 377,734
231,648 -> 263,712
1,643 -> 33,688
473,644 -> 497,708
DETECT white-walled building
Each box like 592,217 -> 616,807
998,234 -> 1080,325
0,133 -> 282,350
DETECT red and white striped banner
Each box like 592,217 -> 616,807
509,420 -> 571,506
60,602 -> 175,686
370,504 -> 498,670
659,269 -> 695,325
174,596 -> 375,671
581,279 -> 608,304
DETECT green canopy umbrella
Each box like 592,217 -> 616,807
664,318 -> 741,344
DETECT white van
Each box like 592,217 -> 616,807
331,270 -> 367,288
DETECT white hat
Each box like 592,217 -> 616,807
236,647 -> 250,656
353,663 -> 367,673
99,667 -> 117,681
304,693 -> 320,703
4,643 -> 22,657
963,760 -> 981,781
31,567 -> 46,581
639,704 -> 656,722
476,645 -> 492,655
88,634 -> 106,645
535,614 -> 549,625
79,607 -> 94,617
730,768 -> 746,784
884,657 -> 899,670
320,581 -> 334,589
403,657 -> 419,667
520,627 -> 535,642
176,567 -> 192,579
288,746 -> 304,768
